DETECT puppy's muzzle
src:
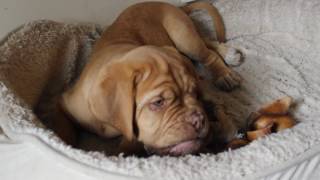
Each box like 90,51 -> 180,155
186,110 -> 205,130
185,110 -> 208,137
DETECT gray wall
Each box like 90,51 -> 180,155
0,0 -> 181,39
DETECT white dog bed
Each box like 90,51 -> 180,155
1,0 -> 320,179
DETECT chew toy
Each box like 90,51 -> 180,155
227,96 -> 296,149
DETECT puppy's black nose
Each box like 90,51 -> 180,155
186,111 -> 204,131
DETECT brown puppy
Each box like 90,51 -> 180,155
60,1 -> 241,156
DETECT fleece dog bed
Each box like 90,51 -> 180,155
1,0 -> 320,179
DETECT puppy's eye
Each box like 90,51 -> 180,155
149,98 -> 165,111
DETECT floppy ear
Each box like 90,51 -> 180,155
88,63 -> 139,142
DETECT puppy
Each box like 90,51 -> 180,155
60,1 -> 241,156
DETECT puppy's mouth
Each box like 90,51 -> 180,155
144,138 -> 203,156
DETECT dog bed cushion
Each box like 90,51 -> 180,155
1,0 -> 320,179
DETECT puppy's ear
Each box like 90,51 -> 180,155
88,63 -> 139,142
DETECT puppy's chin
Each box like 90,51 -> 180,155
144,138 -> 203,156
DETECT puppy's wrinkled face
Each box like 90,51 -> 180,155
133,47 -> 210,156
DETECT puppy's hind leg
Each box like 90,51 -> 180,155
161,6 -> 241,91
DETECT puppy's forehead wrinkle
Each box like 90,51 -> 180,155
154,56 -> 170,73
187,80 -> 197,93
170,65 -> 197,95
130,45 -> 198,95
137,65 -> 197,109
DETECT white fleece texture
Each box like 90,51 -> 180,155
0,0 -> 320,179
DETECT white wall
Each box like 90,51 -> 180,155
0,0 -> 182,39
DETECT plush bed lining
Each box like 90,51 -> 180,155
1,0 -> 320,179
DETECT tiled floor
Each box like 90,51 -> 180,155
0,0 -> 183,39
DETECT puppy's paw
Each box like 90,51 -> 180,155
224,47 -> 244,67
214,70 -> 242,91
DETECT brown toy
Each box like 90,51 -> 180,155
227,96 -> 296,149
226,139 -> 249,149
